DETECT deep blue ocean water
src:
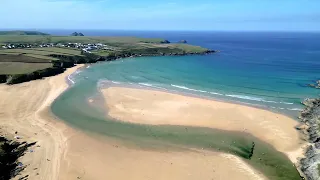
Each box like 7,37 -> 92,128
50,30 -> 320,117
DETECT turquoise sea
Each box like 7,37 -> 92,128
51,31 -> 320,119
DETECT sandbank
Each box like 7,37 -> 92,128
102,87 -> 305,163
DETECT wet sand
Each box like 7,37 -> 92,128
0,65 -> 265,180
102,87 -> 305,163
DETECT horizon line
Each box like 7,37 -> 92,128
1,28 -> 320,33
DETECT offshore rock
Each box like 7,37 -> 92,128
309,80 -> 320,89
178,40 -> 187,43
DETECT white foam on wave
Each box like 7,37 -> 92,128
287,108 -> 302,111
264,100 -> 294,105
225,94 -> 294,105
225,94 -> 264,101
111,81 -> 121,84
280,102 -> 294,105
171,84 -> 207,93
67,74 -> 75,84
209,92 -> 224,96
139,83 -> 154,87
264,100 -> 279,103
138,83 -> 167,90
171,84 -> 295,105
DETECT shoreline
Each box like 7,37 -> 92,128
0,64 -> 268,180
0,64 -> 84,180
97,86 -> 305,179
97,79 -> 303,120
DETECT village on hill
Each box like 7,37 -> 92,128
1,42 -> 115,53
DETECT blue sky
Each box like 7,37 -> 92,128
1,0 -> 320,31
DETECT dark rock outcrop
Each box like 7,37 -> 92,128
160,40 -> 170,44
70,32 -> 84,36
0,136 -> 36,180
0,75 -> 7,83
299,98 -> 320,179
309,80 -> 320,89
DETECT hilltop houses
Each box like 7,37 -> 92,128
1,42 -> 115,53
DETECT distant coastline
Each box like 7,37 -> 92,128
0,31 -> 216,85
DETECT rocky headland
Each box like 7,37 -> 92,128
299,97 -> 320,179
70,32 -> 84,36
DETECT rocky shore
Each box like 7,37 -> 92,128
299,98 -> 320,179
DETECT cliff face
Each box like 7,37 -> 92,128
299,98 -> 320,179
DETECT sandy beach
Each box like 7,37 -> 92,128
0,65 -> 266,180
102,87 -> 305,163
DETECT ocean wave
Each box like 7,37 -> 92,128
270,106 -> 301,111
131,76 -> 140,79
225,94 -> 264,101
111,81 -> 121,84
264,100 -> 293,105
280,102 -> 294,105
225,94 -> 293,105
138,83 -> 167,90
67,74 -> 75,84
286,108 -> 302,111
170,84 -> 294,105
138,83 -> 154,87
264,100 -> 280,103
171,84 -> 207,93
209,92 -> 224,96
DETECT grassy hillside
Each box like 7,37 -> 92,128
0,31 -> 49,36
0,47 -> 81,59
0,35 -> 164,44
0,62 -> 52,74
0,47 -> 87,75
0,35 -> 214,84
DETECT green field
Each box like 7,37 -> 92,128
0,47 -> 81,57
0,35 -> 164,44
0,30 -> 49,36
0,47 -> 83,74
0,62 -> 52,74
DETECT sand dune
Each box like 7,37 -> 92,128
0,65 -> 265,180
103,87 -> 305,162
